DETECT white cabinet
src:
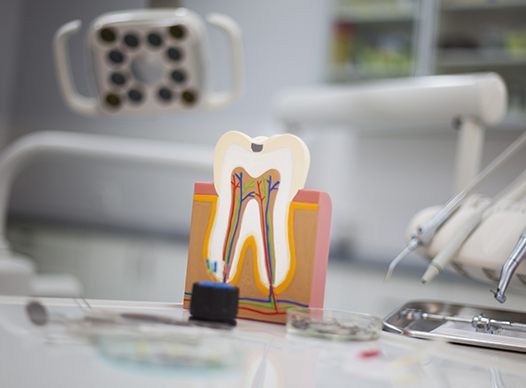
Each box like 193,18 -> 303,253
329,0 -> 423,81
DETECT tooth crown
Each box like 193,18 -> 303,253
184,131 -> 332,324
213,131 -> 310,196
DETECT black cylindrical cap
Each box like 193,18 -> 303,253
190,281 -> 239,325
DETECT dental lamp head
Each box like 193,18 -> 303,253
54,8 -> 244,116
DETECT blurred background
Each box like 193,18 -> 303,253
0,0 -> 525,314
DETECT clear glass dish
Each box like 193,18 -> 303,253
286,307 -> 382,341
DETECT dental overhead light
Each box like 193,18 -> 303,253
54,8 -> 243,116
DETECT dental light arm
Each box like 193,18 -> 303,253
0,131 -> 213,245
0,131 -> 213,294
276,73 -> 506,130
276,73 -> 507,193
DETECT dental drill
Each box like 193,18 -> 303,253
421,169 -> 526,284
385,129 -> 526,280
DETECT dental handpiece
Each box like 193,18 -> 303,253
421,209 -> 483,284
493,228 -> 526,304
423,170 -> 526,285
386,130 -> 526,281
385,191 -> 466,281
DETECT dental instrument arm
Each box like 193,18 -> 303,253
422,168 -> 526,285
386,129 -> 526,280
421,172 -> 526,284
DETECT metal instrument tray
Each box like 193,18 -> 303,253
384,300 -> 526,353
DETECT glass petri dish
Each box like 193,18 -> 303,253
286,307 -> 382,341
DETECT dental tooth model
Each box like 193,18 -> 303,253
183,131 -> 332,323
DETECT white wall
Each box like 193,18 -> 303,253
5,0 -> 526,261
0,1 -> 23,147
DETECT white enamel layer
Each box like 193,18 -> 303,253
208,131 -> 310,288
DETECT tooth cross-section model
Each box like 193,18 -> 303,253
184,131 -> 332,323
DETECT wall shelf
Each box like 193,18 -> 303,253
335,12 -> 416,24
329,0 -> 526,129
442,0 -> 526,12
438,49 -> 526,68
335,1 -> 418,23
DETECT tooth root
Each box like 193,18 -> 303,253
208,131 -> 310,291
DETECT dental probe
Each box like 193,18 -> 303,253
385,130 -> 526,280
421,173 -> 526,284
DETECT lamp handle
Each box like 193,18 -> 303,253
53,20 -> 98,116
205,13 -> 244,109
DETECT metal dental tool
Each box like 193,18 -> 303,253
421,171 -> 526,284
493,228 -> 526,304
385,190 -> 465,281
400,308 -> 526,335
385,130 -> 526,280
25,299 -> 233,332
420,203 -> 485,284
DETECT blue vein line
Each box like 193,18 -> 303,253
242,192 -> 255,201
239,296 -> 308,307
184,292 -> 308,308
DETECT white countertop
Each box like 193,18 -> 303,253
1,296 -> 526,388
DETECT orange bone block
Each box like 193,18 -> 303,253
183,182 -> 332,324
